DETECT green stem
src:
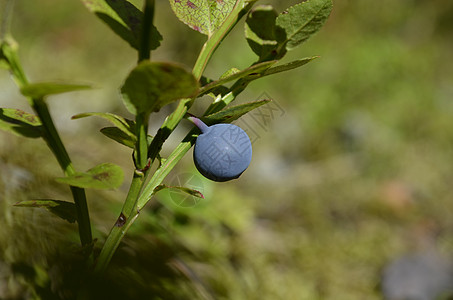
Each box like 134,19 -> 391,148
93,205 -> 140,273
134,112 -> 149,170
32,99 -> 92,246
138,132 -> 196,209
0,0 -> 14,40
192,0 -> 255,80
94,130 -> 196,274
138,0 -> 155,62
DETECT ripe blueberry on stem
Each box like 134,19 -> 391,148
189,116 -> 252,182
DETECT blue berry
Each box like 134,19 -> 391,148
190,117 -> 252,182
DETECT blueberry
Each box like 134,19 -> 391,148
190,117 -> 252,182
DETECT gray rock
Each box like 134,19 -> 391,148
381,251 -> 453,300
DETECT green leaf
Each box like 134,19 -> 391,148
202,99 -> 271,124
276,0 -> 333,51
14,200 -> 77,223
121,61 -> 199,115
169,0 -> 237,36
72,112 -> 136,139
245,5 -> 281,59
0,108 -> 42,138
80,0 -> 162,50
20,82 -> 91,99
154,184 -> 204,199
263,56 -> 318,76
56,163 -> 124,190
100,126 -> 136,148
200,60 -> 277,95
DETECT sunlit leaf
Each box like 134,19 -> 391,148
56,163 -> 124,190
14,199 -> 77,223
0,108 -> 42,138
20,82 -> 91,99
263,56 -> 318,76
80,0 -> 162,50
199,61 -> 277,95
202,99 -> 271,124
276,0 -> 333,50
169,0 -> 237,36
121,61 -> 199,115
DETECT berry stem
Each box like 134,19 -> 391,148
187,116 -> 209,133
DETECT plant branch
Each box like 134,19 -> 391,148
94,0 -> 258,273
1,38 -> 92,246
0,0 -> 15,40
94,129 -> 196,274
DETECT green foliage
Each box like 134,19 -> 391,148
245,5 -> 280,59
14,200 -> 77,223
121,61 -> 199,115
0,0 -> 336,298
169,0 -> 237,36
245,0 -> 333,60
72,112 -> 136,140
200,60 -> 277,95
20,82 -> 92,99
0,108 -> 42,138
80,0 -> 162,50
100,126 -> 137,148
276,0 -> 333,50
263,56 -> 318,76
202,99 -> 271,124
56,163 -> 124,190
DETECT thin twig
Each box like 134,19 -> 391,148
1,0 -> 15,40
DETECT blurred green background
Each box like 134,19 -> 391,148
1,0 -> 453,299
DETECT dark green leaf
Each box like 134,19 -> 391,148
169,0 -> 237,36
202,99 -> 271,124
245,5 -> 281,59
72,112 -> 136,139
276,0 -> 333,50
121,61 -> 199,115
56,163 -> 124,190
263,56 -> 318,76
14,200 -> 77,223
20,82 -> 91,99
0,108 -> 42,138
100,127 -> 136,148
200,61 -> 277,95
80,0 -> 162,50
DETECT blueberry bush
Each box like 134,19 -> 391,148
0,0 -> 332,298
